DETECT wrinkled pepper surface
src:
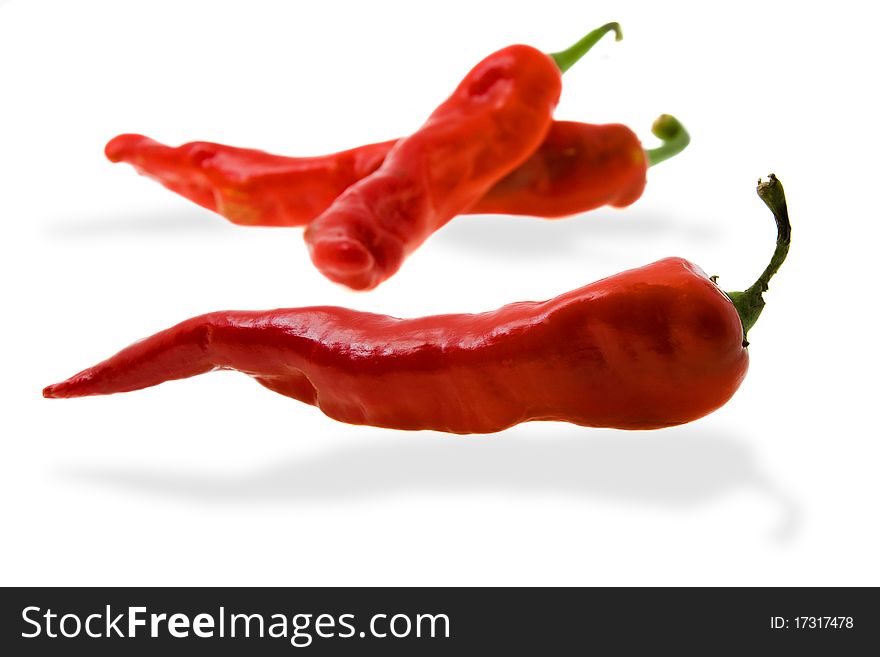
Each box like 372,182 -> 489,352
44,177 -> 790,434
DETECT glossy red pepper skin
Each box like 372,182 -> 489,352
105,121 -> 645,226
303,44 -> 563,290
43,258 -> 747,433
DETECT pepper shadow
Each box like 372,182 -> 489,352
434,210 -> 719,261
43,208 -> 234,240
59,426 -> 798,542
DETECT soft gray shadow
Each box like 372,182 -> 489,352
43,208 -> 233,240
43,208 -> 717,250
435,211 -> 719,260
60,427 -> 798,541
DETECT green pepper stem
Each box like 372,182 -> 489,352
725,174 -> 792,345
646,114 -> 691,166
549,22 -> 622,74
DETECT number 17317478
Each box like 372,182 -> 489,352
770,617 -> 854,630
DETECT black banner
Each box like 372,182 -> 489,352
1,587 -> 875,654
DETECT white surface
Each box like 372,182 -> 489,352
1,0 -> 878,586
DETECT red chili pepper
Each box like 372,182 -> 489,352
44,176 -> 791,434
104,24 -> 644,230
105,134 -> 398,227
105,116 -> 687,226
467,115 -> 686,216
302,41 -> 563,291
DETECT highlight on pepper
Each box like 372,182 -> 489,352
44,176 -> 791,435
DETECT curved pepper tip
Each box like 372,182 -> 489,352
605,21 -> 623,41
104,133 -> 150,163
725,174 -> 791,344
306,235 -> 378,290
43,375 -> 89,398
549,22 -> 623,74
42,382 -> 65,399
645,114 -> 690,167
650,114 -> 681,141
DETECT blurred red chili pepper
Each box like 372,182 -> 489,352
105,115 -> 687,226
44,176 -> 790,434
104,23 -> 631,230
105,133 -> 398,227
468,115 -> 686,216
302,41 -> 564,290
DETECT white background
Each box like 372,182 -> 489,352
2,0 -> 878,586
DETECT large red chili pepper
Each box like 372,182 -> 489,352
105,116 -> 688,227
44,176 -> 791,434
302,42 -> 563,290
